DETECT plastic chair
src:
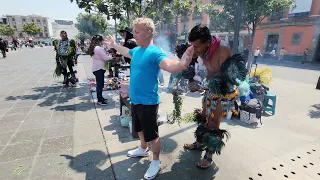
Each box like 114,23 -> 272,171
263,92 -> 276,115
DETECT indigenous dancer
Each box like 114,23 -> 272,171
53,30 -> 77,85
183,25 -> 248,169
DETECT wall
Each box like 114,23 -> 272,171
282,25 -> 314,54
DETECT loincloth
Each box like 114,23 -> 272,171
203,88 -> 238,120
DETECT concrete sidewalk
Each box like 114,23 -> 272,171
78,54 -> 320,180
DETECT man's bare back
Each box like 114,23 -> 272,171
203,40 -> 232,79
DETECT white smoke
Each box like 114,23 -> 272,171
154,34 -> 172,54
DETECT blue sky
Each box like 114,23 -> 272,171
1,0 -> 85,22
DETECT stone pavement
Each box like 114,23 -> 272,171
0,48 -> 320,180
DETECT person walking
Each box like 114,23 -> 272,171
279,47 -> 287,62
302,48 -> 308,64
253,47 -> 262,64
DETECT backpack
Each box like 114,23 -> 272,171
239,98 -> 262,125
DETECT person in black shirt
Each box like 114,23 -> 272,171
0,38 -> 8,58
119,27 -> 137,64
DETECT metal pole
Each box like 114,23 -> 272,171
232,0 -> 243,54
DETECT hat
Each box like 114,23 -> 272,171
119,27 -> 133,35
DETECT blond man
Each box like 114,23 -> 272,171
106,18 -> 193,179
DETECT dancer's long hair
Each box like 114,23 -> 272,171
88,35 -> 104,57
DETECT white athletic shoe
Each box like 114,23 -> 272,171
144,160 -> 161,180
127,146 -> 149,158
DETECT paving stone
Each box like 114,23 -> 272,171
52,110 -> 75,117
0,108 -> 9,116
31,149 -> 74,178
6,106 -> 33,115
0,142 -> 40,162
0,131 -> 14,146
30,173 -> 75,180
50,115 -> 75,125
0,121 -> 21,134
20,118 -> 50,131
44,124 -> 74,139
74,121 -> 104,147
71,142 -> 114,180
40,136 -> 73,155
31,105 -> 55,112
0,101 -> 16,109
10,128 -> 45,145
13,100 -> 38,108
25,110 -> 52,121
0,157 -> 34,180
0,114 -> 27,124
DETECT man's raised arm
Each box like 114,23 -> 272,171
105,36 -> 131,59
159,46 -> 194,73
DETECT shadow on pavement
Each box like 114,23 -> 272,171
309,104 -> 320,119
61,150 -> 114,180
61,149 -> 217,180
159,149 -> 218,180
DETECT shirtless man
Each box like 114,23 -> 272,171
183,25 -> 241,169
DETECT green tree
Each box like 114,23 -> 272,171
76,32 -> 90,42
201,0 -> 294,71
0,24 -> 16,36
22,22 -> 43,37
76,12 -> 110,36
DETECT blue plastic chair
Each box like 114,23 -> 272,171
263,92 -> 276,115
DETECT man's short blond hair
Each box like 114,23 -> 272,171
133,17 -> 155,36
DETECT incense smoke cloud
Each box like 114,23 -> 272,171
154,35 -> 172,53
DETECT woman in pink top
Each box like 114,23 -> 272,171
88,35 -> 113,105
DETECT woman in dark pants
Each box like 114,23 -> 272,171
88,35 -> 113,105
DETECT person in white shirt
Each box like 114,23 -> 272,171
270,49 -> 276,59
253,47 -> 263,64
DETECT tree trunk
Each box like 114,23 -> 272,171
126,5 -> 130,26
114,18 -> 117,41
246,26 -> 256,74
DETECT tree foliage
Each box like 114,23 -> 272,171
76,32 -> 90,42
202,0 -> 294,35
201,0 -> 294,71
0,24 -> 16,36
70,0 -> 195,25
75,12 -> 111,36
22,23 -> 43,37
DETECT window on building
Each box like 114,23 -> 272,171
32,19 -> 34,22
37,19 -> 40,23
292,32 -> 302,45
12,18 -> 15,21
22,18 -> 26,22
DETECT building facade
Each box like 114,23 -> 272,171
253,0 -> 320,62
51,19 -> 79,40
5,14 -> 50,39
